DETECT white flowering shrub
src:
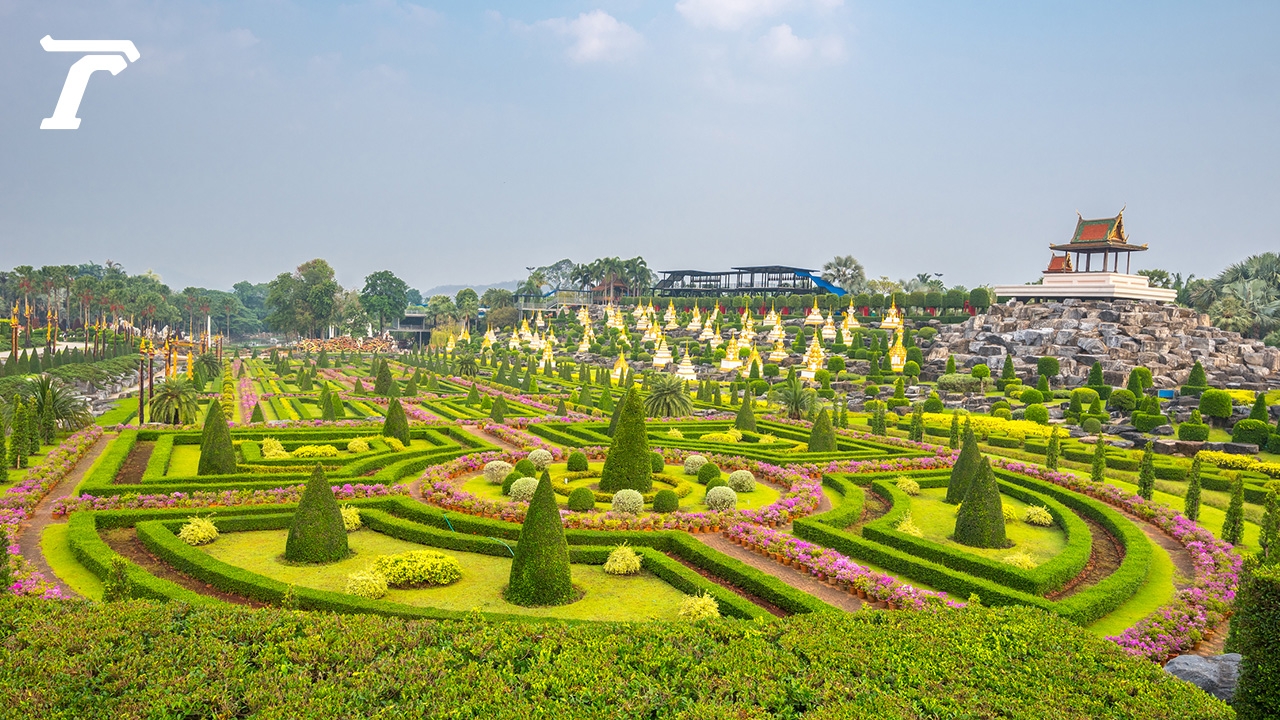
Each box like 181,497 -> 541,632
705,486 -> 737,512
727,470 -> 756,493
683,455 -> 708,476
510,477 -> 540,502
611,489 -> 644,514
483,460 -> 514,485
527,449 -> 553,471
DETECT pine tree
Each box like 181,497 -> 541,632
808,408 -> 835,452
382,398 -> 410,445
945,419 -> 980,504
1001,354 -> 1016,383
734,393 -> 757,432
284,465 -> 350,563
1045,427 -> 1060,471
953,457 -> 1008,549
949,411 -> 960,450
1087,361 -> 1105,388
599,388 -> 652,493
1136,440 -> 1155,500
1090,437 -> 1107,483
1184,456 -> 1202,521
197,401 -> 237,476
466,383 -> 480,406
506,475 -> 574,606
1223,476 -> 1246,545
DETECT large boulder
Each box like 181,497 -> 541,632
1163,654 -> 1240,702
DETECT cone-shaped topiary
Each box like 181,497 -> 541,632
1250,394 -> 1269,421
329,392 -> 345,419
1136,441 -> 1155,500
555,398 -> 568,416
1223,476 -> 1245,545
599,388 -> 652,494
953,457 -> 1008,548
490,396 -> 507,423
734,394 -> 756,432
382,397 -> 410,446
506,474 -> 574,606
605,393 -> 624,437
249,403 -> 265,423
374,362 -> 394,396
284,465 -> 350,563
808,408 -> 835,452
1184,456 -> 1203,522
945,419 -> 979,504
197,401 -> 236,475
466,383 -> 480,406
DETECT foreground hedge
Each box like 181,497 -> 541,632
0,598 -> 1231,719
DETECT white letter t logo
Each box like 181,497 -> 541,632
40,35 -> 141,130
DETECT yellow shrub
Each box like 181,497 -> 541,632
678,592 -> 720,620
262,437 -> 289,460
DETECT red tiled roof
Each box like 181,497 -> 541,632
1077,221 -> 1111,241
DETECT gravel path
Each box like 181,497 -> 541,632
15,432 -> 113,598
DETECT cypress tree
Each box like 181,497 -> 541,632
909,403 -> 924,442
490,396 -> 507,423
1260,488 -> 1279,566
953,457 -> 1008,549
8,400 -> 27,469
599,388 -> 652,493
521,366 -> 532,392
284,465 -> 350,563
1087,361 -> 1105,387
28,352 -> 40,374
25,398 -> 38,454
404,377 -> 418,396
353,378 -> 366,395
1250,394 -> 1269,421
1090,437 -> 1107,482
734,393 -> 757,432
1223,476 -> 1246,545
197,401 -> 236,475
374,362 -> 394,396
1136,441 -> 1155,500
1184,456 -> 1202,521
329,392 -> 344,419
320,389 -> 337,422
1045,427 -> 1060,471
382,398 -> 410,445
466,383 -> 480,406
506,474 -> 574,607
495,363 -> 508,385
712,383 -> 722,406
1001,354 -> 1016,383
39,389 -> 56,444
605,392 -> 624,437
250,402 -> 265,423
578,382 -> 593,410
949,411 -> 960,450
945,419 -> 979,504
946,355 -> 957,374
808,408 -> 835,452
555,398 -> 567,416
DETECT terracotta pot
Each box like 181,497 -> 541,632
857,589 -> 867,599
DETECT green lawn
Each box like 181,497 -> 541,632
167,445 -> 201,476
907,487 -> 1068,566
4,442 -> 55,485
41,524 -> 104,601
459,461 -> 782,512
201,529 -> 690,621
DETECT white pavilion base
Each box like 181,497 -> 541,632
994,272 -> 1177,302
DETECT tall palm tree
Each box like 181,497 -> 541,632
194,352 -> 222,379
821,256 -> 867,293
148,377 -> 200,425
643,373 -> 694,418
453,352 -> 479,377
21,375 -> 92,431
769,375 -> 817,419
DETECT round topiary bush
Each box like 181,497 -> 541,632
502,471 -> 520,495
611,489 -> 644,514
705,486 -> 737,511
603,545 -> 642,575
1018,388 -> 1043,405
727,470 -> 755,493
483,460 -> 514,485
566,452 -> 589,472
513,459 -> 538,477
1082,417 -> 1103,434
527,449 -> 554,472
650,451 -> 665,473
567,486 -> 596,512
510,477 -> 540,503
1232,419 -> 1273,447
993,408 -> 1012,420
684,455 -> 708,475
1024,403 -> 1049,425
1106,388 -> 1136,412
1198,389 -> 1234,423
706,477 -> 727,491
696,462 -> 721,485
652,488 -> 679,513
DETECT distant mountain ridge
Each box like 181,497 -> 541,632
420,279 -> 520,298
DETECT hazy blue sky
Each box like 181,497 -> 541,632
2,1 -> 1278,294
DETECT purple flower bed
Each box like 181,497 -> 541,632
51,482 -> 409,516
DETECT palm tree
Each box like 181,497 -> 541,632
821,256 -> 867,293
148,377 -> 201,425
21,375 -> 93,431
769,375 -> 817,419
453,352 -> 479,377
194,352 -> 222,379
643,373 -> 694,418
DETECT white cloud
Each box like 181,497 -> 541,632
759,23 -> 845,64
535,10 -> 643,63
676,0 -> 841,31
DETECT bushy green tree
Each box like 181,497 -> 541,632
1260,487 -> 1279,566
1223,476 -> 1246,545
808,408 -> 836,452
1232,563 -> 1280,720
506,475 -> 574,607
599,388 -> 652,493
1136,441 -> 1155,500
382,398 -> 410,446
945,419 -> 979,504
1184,456 -> 1203,521
197,401 -> 236,475
949,411 -> 960,450
1250,394 -> 1270,422
284,465 -> 350,563
1045,427 -> 1060,470
1090,437 -> 1107,483
953,457 -> 1007,548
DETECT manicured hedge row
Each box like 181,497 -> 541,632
141,434 -> 175,481
817,475 -> 866,529
74,429 -> 137,494
65,513 -> 216,606
861,477 -> 1091,596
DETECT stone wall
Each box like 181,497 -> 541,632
922,299 -> 1280,390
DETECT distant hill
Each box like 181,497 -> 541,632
420,280 -> 520,298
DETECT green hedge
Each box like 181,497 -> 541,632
74,429 -> 137,495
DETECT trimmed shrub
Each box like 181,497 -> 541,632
262,437 -> 288,459
513,459 -> 537,477
372,550 -> 462,587
510,477 -> 539,503
1233,419 -> 1272,447
502,471 -> 520,496
1181,360 -> 1209,396
953,458 -> 1008,549
197,402 -> 236,476
527,449 -> 554,472
1003,552 -> 1037,571
506,475 -> 574,607
696,462 -> 721,485
808,408 -> 836,452
1178,419 -> 1210,441
177,517 -> 218,546
937,373 -> 983,394
1024,404 -> 1049,425
1023,506 -> 1053,527
346,438 -> 369,453
734,395 -> 757,431
566,452 -> 588,472
567,487 -> 597,512
284,465 -> 350,563
382,398 -> 410,446
683,455 -> 709,476
1233,563 -> 1280,720
1199,389 -> 1234,424
649,451 -> 665,473
946,420 -> 979,504
1081,418 -> 1102,435
611,489 -> 644,514
1018,388 -> 1043,405
705,477 -> 727,491
993,408 -> 1012,420
293,444 -> 340,458
483,461 -> 514,485
641,488 -> 675,514
340,505 -> 362,531
727,470 -> 755,493
1132,413 -> 1168,433
599,388 -> 652,494
603,545 -> 642,576
345,570 -> 387,599
678,592 -> 720,620
705,486 -> 737,511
